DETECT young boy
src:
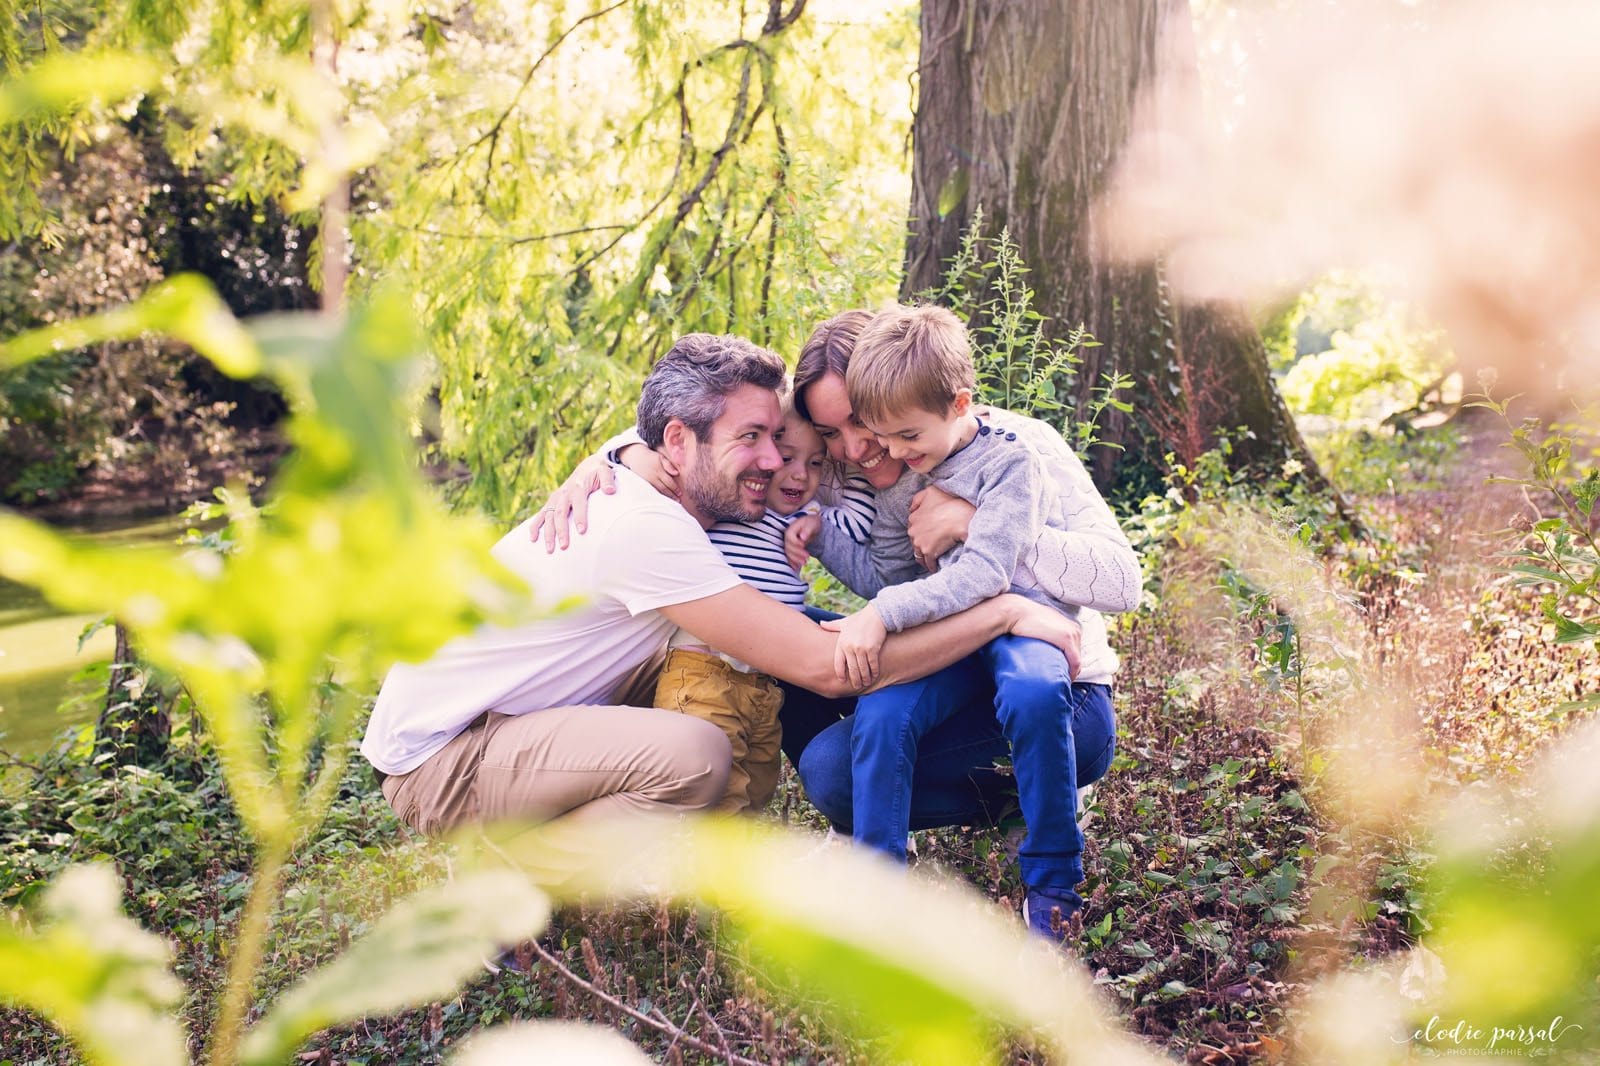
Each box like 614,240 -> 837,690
830,303 -> 1113,937
651,404 -> 833,814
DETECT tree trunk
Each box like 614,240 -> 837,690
903,0 -> 1332,497
96,621 -> 170,767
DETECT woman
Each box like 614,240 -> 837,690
781,312 -> 1135,874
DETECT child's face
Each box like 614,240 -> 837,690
767,414 -> 827,515
864,392 -> 976,473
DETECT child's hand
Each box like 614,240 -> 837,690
784,513 -> 822,572
1007,597 -> 1082,680
820,606 -> 888,689
619,443 -> 680,502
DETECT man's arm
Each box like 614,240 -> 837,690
658,584 -> 1040,699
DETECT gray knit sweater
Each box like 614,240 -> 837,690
814,409 -> 1140,685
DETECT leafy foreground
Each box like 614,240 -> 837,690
3,419 -> 1595,1064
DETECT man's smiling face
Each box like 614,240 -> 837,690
677,383 -> 784,526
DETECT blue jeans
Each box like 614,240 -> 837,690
793,636 -> 1116,891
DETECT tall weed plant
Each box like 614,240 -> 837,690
916,207 -> 1132,456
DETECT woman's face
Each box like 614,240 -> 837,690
800,372 -> 904,489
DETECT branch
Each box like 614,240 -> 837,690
475,0 -> 632,182
603,46 -> 762,358
371,219 -> 634,245
528,937 -> 767,1066
568,79 -> 694,280
763,0 -> 808,34
0,747 -> 46,778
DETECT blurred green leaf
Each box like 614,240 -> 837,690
0,51 -> 160,126
239,872 -> 551,1066
0,275 -> 261,378
476,816 -> 1165,1066
1420,721 -> 1600,1053
252,289 -> 423,501
936,166 -> 969,218
0,865 -> 187,1066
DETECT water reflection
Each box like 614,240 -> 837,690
0,512 -> 193,755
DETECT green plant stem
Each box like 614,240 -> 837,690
1295,626 -> 1308,785
206,835 -> 291,1066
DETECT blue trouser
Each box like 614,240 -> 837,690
791,635 -> 1116,891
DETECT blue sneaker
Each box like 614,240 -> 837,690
1022,886 -> 1084,941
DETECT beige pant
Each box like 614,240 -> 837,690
381,704 -> 732,840
653,648 -> 784,815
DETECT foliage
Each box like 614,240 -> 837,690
0,130 -> 298,506
348,1 -> 921,519
1470,387 -> 1600,663
916,207 -> 1133,456
1263,272 -> 1458,498
0,864 -> 187,1066
6,2 -> 921,518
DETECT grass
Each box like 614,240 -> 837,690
2,419 -> 1596,1064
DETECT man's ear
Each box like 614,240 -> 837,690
951,388 -> 974,416
661,418 -> 693,469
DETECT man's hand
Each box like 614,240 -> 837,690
1005,596 -> 1082,680
530,453 -> 615,552
820,606 -> 889,690
907,485 -> 976,570
784,513 -> 822,572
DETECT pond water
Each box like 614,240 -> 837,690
0,513 -> 194,755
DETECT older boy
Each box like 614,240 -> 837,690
829,304 -> 1128,940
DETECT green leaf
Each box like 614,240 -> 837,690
476,817 -> 1167,1066
0,865 -> 187,1066
1553,693 -> 1600,716
239,872 -> 551,1066
0,275 -> 261,378
251,288 -> 421,500
1550,614 -> 1599,645
1509,563 -> 1568,585
1575,469 -> 1600,517
0,52 -> 160,126
449,1022 -> 653,1065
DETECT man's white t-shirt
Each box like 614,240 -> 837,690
361,469 -> 743,776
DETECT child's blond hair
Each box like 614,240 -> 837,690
845,304 -> 976,426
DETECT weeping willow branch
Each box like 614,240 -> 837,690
473,0 -> 632,189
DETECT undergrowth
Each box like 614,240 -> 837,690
4,419 -> 1596,1064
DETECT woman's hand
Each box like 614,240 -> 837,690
530,453 -> 615,552
907,485 -> 976,570
820,606 -> 888,689
529,444 -> 679,552
784,513 -> 823,572
1005,596 -> 1082,680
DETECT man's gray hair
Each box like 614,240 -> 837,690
636,333 -> 788,447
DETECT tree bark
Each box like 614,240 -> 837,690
904,0 -> 1332,496
95,622 -> 170,767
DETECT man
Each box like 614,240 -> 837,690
361,333 -> 1078,841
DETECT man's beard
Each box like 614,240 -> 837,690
683,449 -> 768,524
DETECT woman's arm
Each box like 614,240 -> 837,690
530,427 -> 680,550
